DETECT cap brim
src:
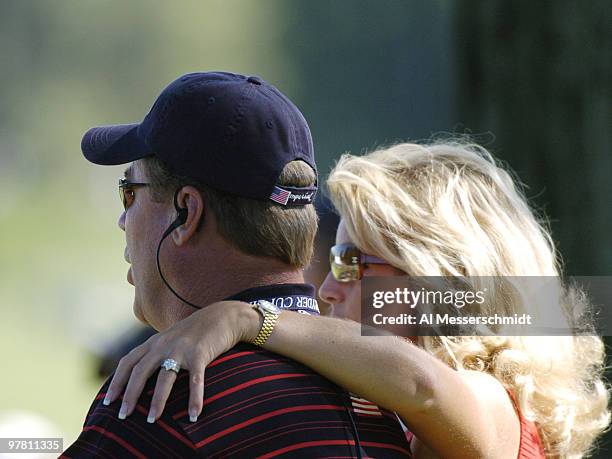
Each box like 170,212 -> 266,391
81,123 -> 151,165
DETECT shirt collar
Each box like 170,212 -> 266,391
225,283 -> 319,315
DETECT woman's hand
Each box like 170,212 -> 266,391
103,300 -> 261,423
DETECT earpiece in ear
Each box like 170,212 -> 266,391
176,206 -> 188,224
160,189 -> 189,239
156,188 -> 204,310
173,189 -> 188,225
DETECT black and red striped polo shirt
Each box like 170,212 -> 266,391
63,284 -> 412,458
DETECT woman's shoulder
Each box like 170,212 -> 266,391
457,371 -> 528,458
459,370 -> 545,458
458,369 -> 518,419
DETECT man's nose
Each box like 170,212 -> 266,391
318,272 -> 345,305
118,211 -> 126,231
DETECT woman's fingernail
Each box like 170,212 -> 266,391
189,409 -> 198,423
103,395 -> 111,406
147,410 -> 156,424
118,404 -> 127,420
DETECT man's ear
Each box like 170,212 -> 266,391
172,186 -> 204,246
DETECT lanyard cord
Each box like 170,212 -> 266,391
345,392 -> 363,459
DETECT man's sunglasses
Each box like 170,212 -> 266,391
329,243 -> 388,282
118,178 -> 149,210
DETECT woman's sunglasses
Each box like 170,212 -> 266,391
118,178 -> 149,210
329,243 -> 388,282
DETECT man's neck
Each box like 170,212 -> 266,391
161,244 -> 306,327
191,268 -> 306,304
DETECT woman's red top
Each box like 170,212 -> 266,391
508,391 -> 546,458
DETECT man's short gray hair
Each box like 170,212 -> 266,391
141,157 -> 318,269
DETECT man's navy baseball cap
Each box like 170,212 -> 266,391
81,71 -> 317,206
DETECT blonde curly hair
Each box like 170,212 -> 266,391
327,140 -> 610,458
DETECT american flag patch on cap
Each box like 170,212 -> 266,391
269,185 -> 316,206
270,186 -> 291,205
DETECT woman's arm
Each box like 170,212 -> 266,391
252,308 -> 436,419
247,307 -> 517,459
108,301 -> 519,459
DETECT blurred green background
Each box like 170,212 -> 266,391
0,0 -> 610,455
